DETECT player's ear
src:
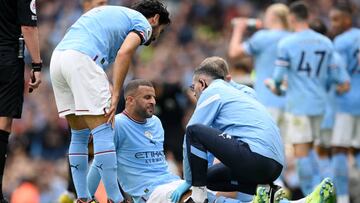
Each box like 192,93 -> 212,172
149,14 -> 160,25
226,74 -> 232,82
199,79 -> 206,89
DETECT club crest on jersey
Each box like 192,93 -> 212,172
144,131 -> 153,140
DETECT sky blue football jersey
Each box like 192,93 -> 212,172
333,28 -> 360,115
243,29 -> 290,108
114,112 -> 179,200
56,6 -> 152,70
273,29 -> 341,115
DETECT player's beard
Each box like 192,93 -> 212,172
135,105 -> 154,119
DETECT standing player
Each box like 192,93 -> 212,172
50,1 -> 170,202
0,0 -> 42,202
329,4 -> 360,203
269,1 -> 348,197
228,3 -> 290,126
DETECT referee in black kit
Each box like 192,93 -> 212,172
0,0 -> 42,202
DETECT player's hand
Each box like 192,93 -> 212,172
105,95 -> 119,124
336,82 -> 350,95
29,69 -> 41,93
264,78 -> 279,95
170,181 -> 191,203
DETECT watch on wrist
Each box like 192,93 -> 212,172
31,62 -> 42,72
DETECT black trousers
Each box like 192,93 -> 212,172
0,50 -> 24,119
186,124 -> 283,195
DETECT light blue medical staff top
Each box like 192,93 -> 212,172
56,6 -> 152,70
321,52 -> 350,129
183,79 -> 284,183
114,112 -> 179,201
229,80 -> 257,99
333,28 -> 360,115
273,29 -> 340,116
243,29 -> 290,108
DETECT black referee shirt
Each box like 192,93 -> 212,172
0,0 -> 37,48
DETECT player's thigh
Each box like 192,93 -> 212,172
62,50 -> 111,118
317,129 -> 332,149
50,50 -> 76,117
65,114 -> 88,130
285,113 -> 313,144
331,113 -> 354,148
352,116 -> 360,149
147,180 -> 186,203
311,116 -> 328,147
82,115 -> 108,130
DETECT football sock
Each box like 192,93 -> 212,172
69,128 -> 90,199
191,186 -> 207,202
296,155 -> 314,195
309,150 -> 321,187
87,163 -> 101,197
355,152 -> 360,170
92,123 -> 123,202
331,153 -> 348,196
0,130 -> 10,199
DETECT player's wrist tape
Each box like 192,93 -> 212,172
31,62 -> 42,72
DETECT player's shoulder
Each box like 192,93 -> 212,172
252,29 -> 269,38
277,33 -> 295,49
334,28 -> 360,45
115,113 -> 129,125
148,115 -> 162,124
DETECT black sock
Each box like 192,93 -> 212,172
0,130 -> 10,199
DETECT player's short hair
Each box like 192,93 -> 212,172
194,57 -> 227,80
132,0 -> 171,25
268,3 -> 289,29
310,18 -> 327,35
332,3 -> 353,16
124,79 -> 154,97
289,1 -> 309,21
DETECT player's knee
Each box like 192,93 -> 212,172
186,124 -> 206,139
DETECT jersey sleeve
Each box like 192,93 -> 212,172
243,30 -> 266,55
329,52 -> 350,84
273,40 -> 290,83
17,0 -> 37,26
130,16 -> 152,45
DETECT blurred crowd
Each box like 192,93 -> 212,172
3,0 -> 360,202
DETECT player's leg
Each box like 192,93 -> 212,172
0,56 -> 25,202
206,163 -> 255,203
310,116 -> 326,186
185,124 -> 282,202
285,114 -> 318,196
0,117 -> 11,202
331,113 -> 351,203
50,50 -> 91,201
353,116 -> 360,170
87,161 -> 101,200
315,129 -> 332,180
62,50 -> 121,202
66,114 -> 91,201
